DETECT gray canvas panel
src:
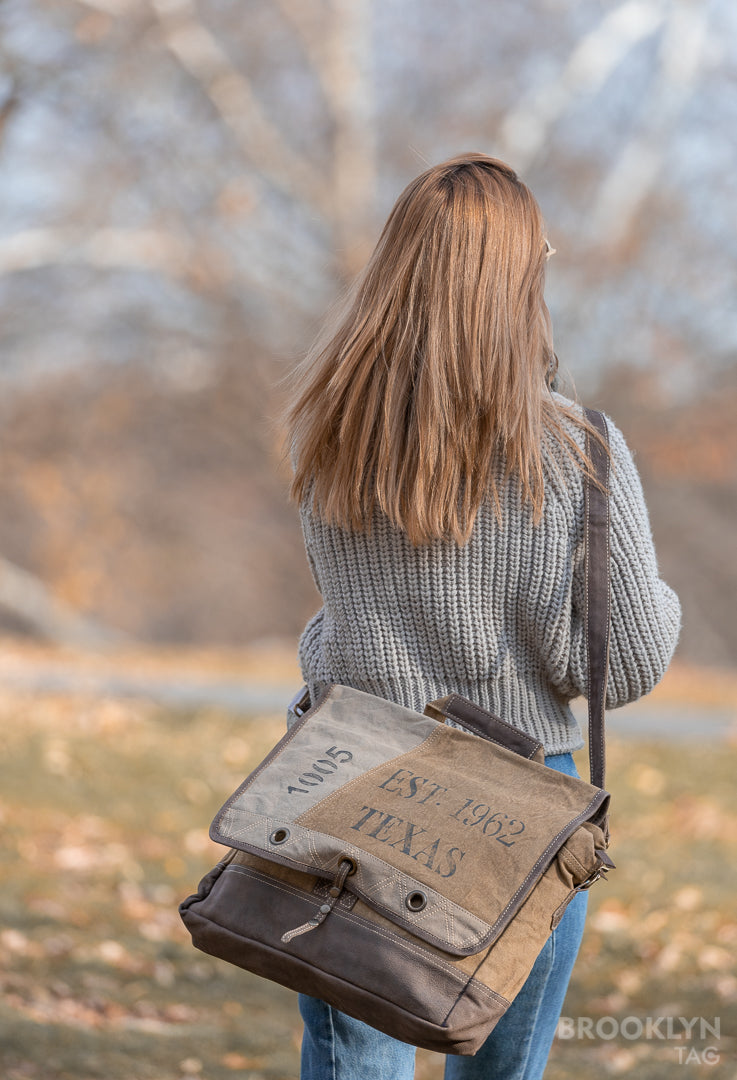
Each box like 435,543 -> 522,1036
217,684 -> 439,823
209,813 -> 494,954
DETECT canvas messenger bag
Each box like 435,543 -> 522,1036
180,409 -> 615,1056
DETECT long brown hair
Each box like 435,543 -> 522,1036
286,152 -> 596,545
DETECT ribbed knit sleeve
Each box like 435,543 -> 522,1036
562,417 -> 681,708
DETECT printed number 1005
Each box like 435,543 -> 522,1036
287,746 -> 353,794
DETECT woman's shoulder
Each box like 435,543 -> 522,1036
549,391 -> 634,465
539,393 -> 639,526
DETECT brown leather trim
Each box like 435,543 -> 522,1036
583,408 -> 611,790
179,848 -> 235,913
426,694 -> 544,760
180,862 -> 510,1055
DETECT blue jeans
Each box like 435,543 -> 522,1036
299,753 -> 588,1080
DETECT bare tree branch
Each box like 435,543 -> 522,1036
74,0 -> 142,13
0,227 -> 188,276
75,0 -> 378,285
270,0 -> 333,101
588,0 -> 707,246
323,0 -> 377,277
0,227 -> 317,314
497,0 -> 666,171
0,87 -> 19,146
149,0 -> 330,219
268,0 -> 378,277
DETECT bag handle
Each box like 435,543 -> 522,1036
583,407 -> 611,790
424,695 -> 545,762
428,408 -> 611,789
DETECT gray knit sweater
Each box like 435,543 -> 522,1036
297,396 -> 681,755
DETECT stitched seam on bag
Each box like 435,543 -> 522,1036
364,874 -> 471,949
217,811 -> 345,875
220,813 -> 362,878
216,809 -> 338,874
226,862 -> 316,898
446,722 -> 535,758
334,909 -> 472,983
313,879 -> 357,909
349,871 -> 480,952
330,906 -> 498,991
485,791 -> 606,939
440,968 -> 511,1026
227,861 -> 379,915
350,862 -> 482,951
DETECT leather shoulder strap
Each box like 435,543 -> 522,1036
583,407 -> 611,789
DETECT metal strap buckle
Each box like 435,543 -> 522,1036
288,686 -> 311,718
575,868 -> 604,892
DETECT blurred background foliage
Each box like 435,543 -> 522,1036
0,0 -> 735,666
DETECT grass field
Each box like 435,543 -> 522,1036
1,686 -> 735,1079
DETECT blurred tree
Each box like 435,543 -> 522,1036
0,0 -> 733,656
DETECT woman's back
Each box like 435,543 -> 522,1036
297,394 -> 680,754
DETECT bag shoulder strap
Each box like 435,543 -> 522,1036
583,407 -> 611,789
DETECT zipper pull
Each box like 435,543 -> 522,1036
281,858 -> 355,945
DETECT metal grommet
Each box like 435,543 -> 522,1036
405,890 -> 428,912
339,855 -> 357,876
269,827 -> 290,845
